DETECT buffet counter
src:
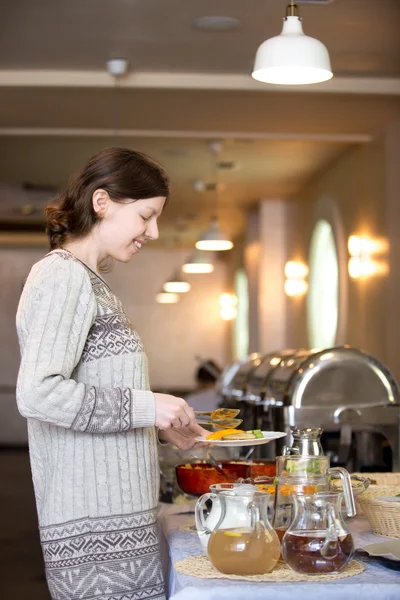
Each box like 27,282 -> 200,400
158,504 -> 400,600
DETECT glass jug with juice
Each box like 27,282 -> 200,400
281,491 -> 354,574
197,489 -> 280,575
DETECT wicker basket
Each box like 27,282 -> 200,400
352,472 -> 400,486
357,485 -> 400,538
352,473 -> 400,516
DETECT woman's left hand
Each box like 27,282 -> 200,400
158,422 -> 209,450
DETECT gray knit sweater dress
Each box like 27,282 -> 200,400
16,249 -> 165,600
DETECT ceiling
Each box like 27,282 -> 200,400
0,0 -> 399,245
1,0 -> 400,76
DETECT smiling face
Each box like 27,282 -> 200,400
93,190 -> 166,263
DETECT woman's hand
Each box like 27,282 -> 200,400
158,422 -> 209,450
153,393 -> 195,429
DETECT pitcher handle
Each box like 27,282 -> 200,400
282,446 -> 300,456
329,467 -> 356,517
195,492 -> 218,535
320,503 -> 340,559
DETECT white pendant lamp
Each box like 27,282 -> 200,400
252,1 -> 333,86
195,219 -> 233,252
182,250 -> 215,274
156,291 -> 180,304
163,271 -> 191,293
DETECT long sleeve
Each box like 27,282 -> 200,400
16,255 -> 156,433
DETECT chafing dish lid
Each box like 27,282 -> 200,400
266,350 -> 314,393
288,346 -> 399,408
219,353 -> 262,395
245,349 -> 298,395
229,353 -> 263,396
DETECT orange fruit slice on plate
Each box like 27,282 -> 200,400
206,429 -> 245,441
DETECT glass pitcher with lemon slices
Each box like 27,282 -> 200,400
196,486 -> 280,575
273,455 -> 356,541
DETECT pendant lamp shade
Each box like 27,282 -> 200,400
156,292 -> 180,304
163,271 -> 191,293
252,16 -> 333,85
195,219 -> 233,252
182,250 -> 215,274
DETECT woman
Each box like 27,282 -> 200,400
16,147 -> 207,600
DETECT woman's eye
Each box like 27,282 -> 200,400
141,215 -> 150,222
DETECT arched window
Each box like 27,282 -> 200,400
307,219 -> 339,349
234,269 -> 249,359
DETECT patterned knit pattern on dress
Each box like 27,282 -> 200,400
16,249 -> 165,600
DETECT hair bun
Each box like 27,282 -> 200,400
45,202 -> 71,250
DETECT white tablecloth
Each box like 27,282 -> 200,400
157,504 -> 400,600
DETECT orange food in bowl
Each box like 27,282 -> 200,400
175,462 -> 249,496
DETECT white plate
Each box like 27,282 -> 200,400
362,540 -> 400,562
195,431 -> 287,447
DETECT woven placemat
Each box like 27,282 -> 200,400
174,554 -> 364,582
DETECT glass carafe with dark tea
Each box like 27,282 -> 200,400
282,492 -> 354,575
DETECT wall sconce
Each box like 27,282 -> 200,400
220,293 -> 237,320
284,261 -> 309,297
348,235 -> 389,279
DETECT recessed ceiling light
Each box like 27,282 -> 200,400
193,16 -> 240,32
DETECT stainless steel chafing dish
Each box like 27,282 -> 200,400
219,352 -> 263,403
220,346 -> 400,471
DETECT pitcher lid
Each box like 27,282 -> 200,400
290,426 -> 324,439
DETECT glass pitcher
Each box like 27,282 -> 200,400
195,483 -> 256,554
273,455 -> 356,540
281,492 -> 355,574
282,427 -> 324,456
196,489 -> 280,575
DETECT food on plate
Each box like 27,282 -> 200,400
206,429 -> 264,441
206,429 -> 245,440
222,432 -> 259,441
251,430 -> 264,439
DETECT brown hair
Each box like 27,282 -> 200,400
45,147 -> 170,249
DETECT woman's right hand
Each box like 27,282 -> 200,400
153,393 -> 195,429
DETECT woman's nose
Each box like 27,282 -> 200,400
146,219 -> 159,240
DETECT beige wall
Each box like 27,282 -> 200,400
241,122 -> 400,383
106,249 -> 229,390
285,125 -> 399,377
0,247 -> 44,385
0,247 -> 229,391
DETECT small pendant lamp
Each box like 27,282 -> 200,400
252,1 -> 333,86
163,271 -> 191,293
182,250 -> 215,274
195,218 -> 233,252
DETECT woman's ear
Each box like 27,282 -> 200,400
92,189 -> 110,217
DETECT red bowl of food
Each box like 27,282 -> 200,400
247,460 -> 276,479
175,460 -> 276,496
